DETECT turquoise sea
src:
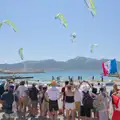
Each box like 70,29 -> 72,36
0,70 -> 118,84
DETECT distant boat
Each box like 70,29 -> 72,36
0,69 -> 45,74
105,80 -> 120,86
106,82 -> 114,86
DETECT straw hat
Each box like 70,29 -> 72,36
51,80 -> 57,86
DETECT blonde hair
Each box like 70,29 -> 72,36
113,84 -> 118,93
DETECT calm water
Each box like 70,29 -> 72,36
0,70 -> 117,84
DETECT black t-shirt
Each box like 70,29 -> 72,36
1,91 -> 15,114
29,87 -> 39,101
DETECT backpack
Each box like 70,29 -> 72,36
82,91 -> 93,109
29,87 -> 38,100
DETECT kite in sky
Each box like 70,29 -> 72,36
19,48 -> 24,60
90,44 -> 98,53
0,20 -> 18,32
55,13 -> 68,28
71,32 -> 77,43
84,0 -> 96,16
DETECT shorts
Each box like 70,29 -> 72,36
19,97 -> 26,105
75,102 -> 80,111
4,113 -> 16,119
65,102 -> 75,110
80,106 -> 91,117
49,100 -> 59,112
30,100 -> 38,108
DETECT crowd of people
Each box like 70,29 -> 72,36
0,79 -> 120,120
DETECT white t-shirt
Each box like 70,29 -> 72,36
74,89 -> 82,102
47,87 -> 60,101
17,85 -> 28,98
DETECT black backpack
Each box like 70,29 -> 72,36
82,91 -> 93,109
29,87 -> 38,100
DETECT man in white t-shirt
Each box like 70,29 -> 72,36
47,87 -> 60,101
47,80 -> 60,120
16,81 -> 28,113
17,85 -> 28,98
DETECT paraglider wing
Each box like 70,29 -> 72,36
89,0 -> 96,16
90,0 -> 96,10
0,20 -> 18,32
90,44 -> 98,53
84,0 -> 91,8
19,48 -> 24,60
84,0 -> 96,16
55,13 -> 68,28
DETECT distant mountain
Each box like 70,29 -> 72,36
0,57 -> 119,72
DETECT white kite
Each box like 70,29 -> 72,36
90,44 -> 98,53
71,32 -> 77,43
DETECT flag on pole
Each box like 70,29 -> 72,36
102,59 -> 118,76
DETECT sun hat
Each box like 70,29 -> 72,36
82,85 -> 89,93
51,80 -> 57,86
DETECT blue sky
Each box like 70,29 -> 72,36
0,0 -> 120,63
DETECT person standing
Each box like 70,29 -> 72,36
98,87 -> 109,120
1,85 -> 17,120
78,76 -> 80,80
74,86 -> 82,120
68,76 -> 71,81
92,76 -> 94,81
101,76 -> 104,82
112,91 -> 120,120
16,81 -> 28,113
40,85 -> 49,116
52,76 -> 54,80
38,85 -> 43,116
80,85 -> 93,120
65,84 -> 75,120
29,83 -> 39,117
61,81 -> 69,114
110,84 -> 119,97
47,80 -> 61,120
